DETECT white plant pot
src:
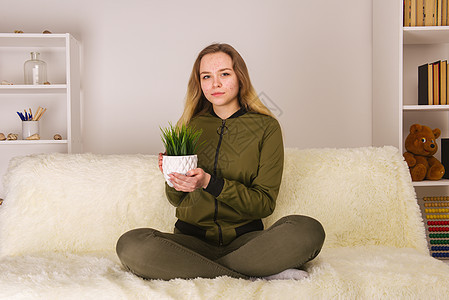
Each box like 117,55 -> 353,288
162,155 -> 198,187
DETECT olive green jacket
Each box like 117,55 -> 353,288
165,108 -> 284,245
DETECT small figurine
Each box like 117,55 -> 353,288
26,134 -> 40,140
7,133 -> 18,140
53,134 -> 62,140
0,133 -> 5,141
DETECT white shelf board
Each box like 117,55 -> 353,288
403,105 -> 449,111
413,179 -> 449,187
0,33 -> 68,47
0,140 -> 68,145
404,26 -> 449,44
0,84 -> 67,94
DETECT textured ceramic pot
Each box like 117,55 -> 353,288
162,155 -> 197,187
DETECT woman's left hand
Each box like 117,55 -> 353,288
168,168 -> 211,192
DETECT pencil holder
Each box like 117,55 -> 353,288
22,121 -> 39,139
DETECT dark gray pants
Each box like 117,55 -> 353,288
116,215 -> 325,280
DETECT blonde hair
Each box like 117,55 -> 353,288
177,43 -> 274,126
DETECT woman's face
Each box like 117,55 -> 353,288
199,52 -> 240,110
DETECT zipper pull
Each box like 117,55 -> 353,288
217,119 -> 227,135
217,120 -> 228,136
221,120 -> 226,133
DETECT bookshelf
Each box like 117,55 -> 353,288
374,0 -> 449,188
374,0 -> 449,261
0,33 -> 81,197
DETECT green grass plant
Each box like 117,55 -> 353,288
160,123 -> 203,156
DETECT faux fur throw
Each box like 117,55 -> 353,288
0,146 -> 428,255
0,247 -> 447,299
0,147 -> 448,299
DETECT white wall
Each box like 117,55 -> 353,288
0,0 -> 373,154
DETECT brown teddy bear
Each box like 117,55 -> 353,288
403,124 -> 445,181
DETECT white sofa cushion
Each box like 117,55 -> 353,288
267,147 -> 428,252
0,153 -> 175,255
0,147 -> 427,256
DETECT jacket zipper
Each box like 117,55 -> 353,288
213,119 -> 226,246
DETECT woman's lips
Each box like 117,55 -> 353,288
212,92 -> 224,96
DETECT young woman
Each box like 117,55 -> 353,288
116,43 -> 325,281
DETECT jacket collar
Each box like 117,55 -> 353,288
210,106 -> 247,119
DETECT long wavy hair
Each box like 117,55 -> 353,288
177,43 -> 274,126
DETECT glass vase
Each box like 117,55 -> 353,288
24,52 -> 47,85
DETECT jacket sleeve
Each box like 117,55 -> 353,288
204,118 -> 284,219
165,182 -> 187,207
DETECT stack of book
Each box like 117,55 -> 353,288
404,0 -> 449,26
419,60 -> 448,105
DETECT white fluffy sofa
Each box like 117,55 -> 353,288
1,146 -> 449,299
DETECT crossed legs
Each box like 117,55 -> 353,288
116,215 -> 325,280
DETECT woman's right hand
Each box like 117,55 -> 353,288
158,152 -> 165,173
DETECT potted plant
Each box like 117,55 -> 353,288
160,122 -> 203,187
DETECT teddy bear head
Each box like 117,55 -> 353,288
405,124 -> 441,157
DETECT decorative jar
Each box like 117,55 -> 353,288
24,52 -> 47,85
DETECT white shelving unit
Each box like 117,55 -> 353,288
374,1 -> 449,262
373,0 -> 449,188
0,33 -> 81,197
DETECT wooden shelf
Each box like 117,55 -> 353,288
0,140 -> 68,145
0,84 -> 67,94
403,105 -> 449,111
0,33 -> 68,47
404,26 -> 449,44
413,179 -> 449,187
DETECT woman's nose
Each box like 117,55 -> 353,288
213,78 -> 222,87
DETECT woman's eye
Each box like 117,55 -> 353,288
221,72 -> 230,76
202,75 -> 210,80
421,138 -> 426,143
